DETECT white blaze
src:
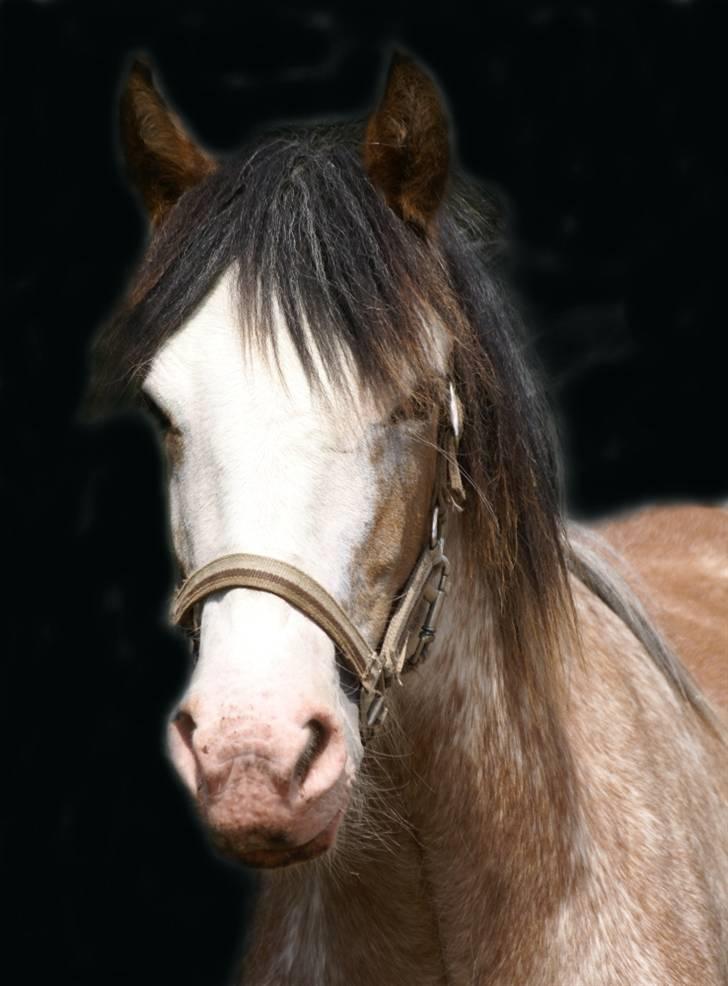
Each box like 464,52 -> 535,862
144,268 -> 379,761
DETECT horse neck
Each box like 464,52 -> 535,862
241,519 -> 586,986
396,519 -> 585,965
406,517 -> 579,798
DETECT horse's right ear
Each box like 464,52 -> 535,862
120,57 -> 216,227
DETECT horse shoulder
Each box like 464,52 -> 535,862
597,504 -> 728,711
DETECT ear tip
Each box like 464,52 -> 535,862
384,50 -> 447,114
388,50 -> 415,80
387,48 -> 431,83
127,53 -> 155,85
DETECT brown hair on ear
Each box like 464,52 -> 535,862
120,57 -> 216,226
363,52 -> 450,232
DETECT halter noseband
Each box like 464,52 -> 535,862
171,383 -> 465,741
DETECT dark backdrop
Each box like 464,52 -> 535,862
3,1 -> 726,984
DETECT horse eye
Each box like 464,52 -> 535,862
141,393 -> 184,464
140,392 -> 173,432
388,402 -> 410,425
388,392 -> 435,426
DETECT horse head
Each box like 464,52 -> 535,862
108,53 -> 461,868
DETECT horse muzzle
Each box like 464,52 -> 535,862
168,702 -> 352,867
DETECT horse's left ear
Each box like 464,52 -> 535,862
120,56 -> 216,226
363,52 -> 450,232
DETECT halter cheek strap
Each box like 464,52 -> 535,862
171,384 -> 465,741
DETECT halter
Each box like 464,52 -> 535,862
171,383 -> 466,741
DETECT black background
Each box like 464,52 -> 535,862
2,1 -> 726,984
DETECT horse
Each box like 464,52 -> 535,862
89,52 -> 728,985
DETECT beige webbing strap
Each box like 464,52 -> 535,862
172,554 -> 376,686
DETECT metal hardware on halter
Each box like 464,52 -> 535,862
355,504 -> 452,739
430,505 -> 441,548
448,380 -> 462,440
408,546 -> 450,668
170,382 -> 466,744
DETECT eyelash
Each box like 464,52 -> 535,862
141,393 -> 185,465
140,393 -> 173,431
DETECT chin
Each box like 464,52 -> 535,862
211,810 -> 344,870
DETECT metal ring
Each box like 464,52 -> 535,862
448,381 -> 461,439
430,505 -> 440,548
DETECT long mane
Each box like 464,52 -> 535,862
90,121 -> 708,724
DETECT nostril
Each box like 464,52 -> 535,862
173,709 -> 197,755
294,719 -> 330,785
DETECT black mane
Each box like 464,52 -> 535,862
91,122 -> 507,400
